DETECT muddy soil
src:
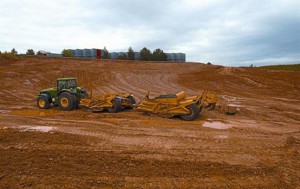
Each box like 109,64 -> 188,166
0,57 -> 299,188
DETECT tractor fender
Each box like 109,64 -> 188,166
58,90 -> 76,96
38,93 -> 51,103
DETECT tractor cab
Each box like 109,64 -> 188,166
57,78 -> 77,92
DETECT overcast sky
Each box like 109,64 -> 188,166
0,0 -> 299,66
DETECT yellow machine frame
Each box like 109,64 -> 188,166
79,92 -> 134,112
138,91 -> 217,120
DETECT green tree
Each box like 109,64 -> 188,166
140,47 -> 152,61
102,47 -> 110,59
152,48 -> 167,61
61,49 -> 72,57
37,50 -> 45,55
11,48 -> 17,55
117,53 -> 128,60
127,47 -> 135,60
26,49 -> 35,55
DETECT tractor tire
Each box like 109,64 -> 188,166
72,96 -> 79,109
58,92 -> 75,111
108,98 -> 122,113
126,96 -> 136,109
37,96 -> 50,109
180,104 -> 199,121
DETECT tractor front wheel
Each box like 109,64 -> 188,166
58,92 -> 75,111
108,98 -> 122,113
37,96 -> 50,109
180,104 -> 199,121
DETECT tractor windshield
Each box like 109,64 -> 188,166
58,79 -> 77,91
68,79 -> 77,88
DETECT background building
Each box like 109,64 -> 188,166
68,48 -> 186,62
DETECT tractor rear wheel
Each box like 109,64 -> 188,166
37,96 -> 50,109
108,98 -> 122,113
180,104 -> 199,121
126,96 -> 136,109
72,95 -> 79,109
58,92 -> 75,111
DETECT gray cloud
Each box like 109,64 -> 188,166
0,0 -> 299,66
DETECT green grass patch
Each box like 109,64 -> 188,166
260,64 -> 300,71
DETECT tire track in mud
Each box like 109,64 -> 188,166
88,62 -> 200,98
24,115 -> 287,166
11,116 -> 238,154
108,73 -> 179,96
50,120 -> 197,150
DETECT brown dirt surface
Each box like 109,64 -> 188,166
0,57 -> 299,188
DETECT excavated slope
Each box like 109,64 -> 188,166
0,57 -> 299,188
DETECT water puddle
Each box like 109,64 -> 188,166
202,122 -> 232,130
17,126 -> 56,133
214,135 -> 229,139
10,109 -> 61,116
228,104 -> 243,107
274,97 -> 299,102
221,95 -> 237,102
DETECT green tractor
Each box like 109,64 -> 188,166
36,77 -> 88,111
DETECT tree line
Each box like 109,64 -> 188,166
62,47 -> 168,61
102,47 -> 168,61
0,48 -> 50,58
1,47 -> 168,61
0,48 -> 20,58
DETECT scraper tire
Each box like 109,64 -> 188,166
108,98 -> 122,113
180,104 -> 199,121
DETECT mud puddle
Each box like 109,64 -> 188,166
10,109 -> 62,116
228,104 -> 243,107
16,125 -> 56,132
202,121 -> 232,130
214,135 -> 229,139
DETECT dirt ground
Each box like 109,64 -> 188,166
0,57 -> 299,188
